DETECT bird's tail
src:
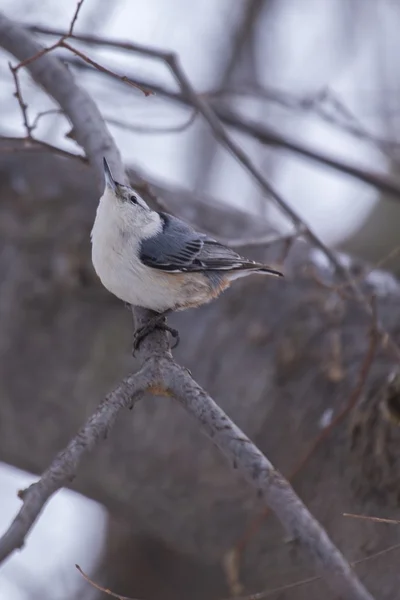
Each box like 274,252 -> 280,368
257,265 -> 284,277
226,263 -> 283,281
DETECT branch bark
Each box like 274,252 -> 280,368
0,12 -> 378,600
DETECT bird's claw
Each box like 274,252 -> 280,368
132,318 -> 180,355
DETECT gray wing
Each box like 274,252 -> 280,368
140,212 -> 267,273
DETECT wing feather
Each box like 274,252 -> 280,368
140,212 -> 282,276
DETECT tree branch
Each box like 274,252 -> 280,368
0,367 -> 152,563
0,12 -> 124,187
29,26 -> 400,203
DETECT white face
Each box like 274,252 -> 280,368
99,159 -> 161,238
110,181 -> 150,211
100,180 -> 161,239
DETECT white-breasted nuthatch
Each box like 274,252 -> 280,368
91,159 -> 283,349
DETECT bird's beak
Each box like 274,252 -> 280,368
103,158 -> 117,193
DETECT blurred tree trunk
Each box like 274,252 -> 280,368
1,151 -> 400,599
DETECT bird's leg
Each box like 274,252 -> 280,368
132,310 -> 180,354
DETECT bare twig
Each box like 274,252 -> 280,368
68,0 -> 85,36
232,541 -> 400,600
61,41 -> 152,95
217,84 -> 400,159
12,0 -> 86,71
76,564 -> 139,600
105,109 -> 198,135
31,108 -> 63,131
235,573 -> 321,599
304,243 -> 400,302
217,227 -> 305,249
9,63 -> 33,137
343,513 -> 400,525
219,108 -> 400,206
322,89 -> 400,159
0,11 -> 124,186
30,30 -> 400,203
11,4 -> 150,98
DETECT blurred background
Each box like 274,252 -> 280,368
1,0 -> 400,598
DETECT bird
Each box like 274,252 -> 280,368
91,158 -> 283,351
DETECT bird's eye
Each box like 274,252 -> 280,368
129,194 -> 138,205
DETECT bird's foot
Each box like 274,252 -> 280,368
132,315 -> 180,354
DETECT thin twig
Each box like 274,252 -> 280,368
323,89 -> 400,160
14,4 -> 150,97
7,67 -> 86,164
232,541 -> 400,600
61,41 -> 152,95
217,227 -> 305,249
13,0 -> 86,71
332,244 -> 400,294
218,108 -> 400,206
343,513 -> 400,525
9,63 -> 33,137
30,29 -> 400,203
14,39 -> 61,71
76,565 -> 139,600
68,0 -> 85,36
219,84 -> 400,159
31,108 -> 63,131
105,108 -> 197,135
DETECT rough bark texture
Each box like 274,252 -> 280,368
1,152 -> 400,598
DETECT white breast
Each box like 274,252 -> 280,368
91,195 -> 210,312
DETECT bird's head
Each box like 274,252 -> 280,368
101,158 -> 157,232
